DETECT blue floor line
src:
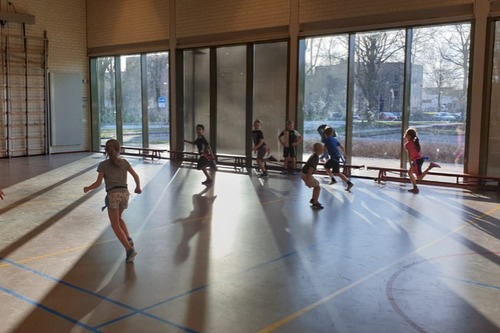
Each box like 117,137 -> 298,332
0,256 -> 195,332
0,284 -> 101,333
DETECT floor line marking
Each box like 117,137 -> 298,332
0,256 -> 197,332
257,204 -> 500,333
0,284 -> 101,333
0,169 -> 288,267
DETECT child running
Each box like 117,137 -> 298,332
404,127 -> 440,193
323,127 -> 354,191
279,120 -> 302,175
252,119 -> 269,178
83,139 -> 142,263
301,142 -> 324,209
184,124 -> 215,185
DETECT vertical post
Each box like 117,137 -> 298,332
246,45 -> 254,170
141,55 -> 149,147
467,0 -> 489,174
114,56 -> 123,143
169,0 -> 178,151
288,0 -> 299,122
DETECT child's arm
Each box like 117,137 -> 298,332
128,166 -> 142,194
184,139 -> 194,145
306,166 -> 316,176
0,188 -> 5,200
338,144 -> 347,159
83,172 -> 105,193
293,131 -> 303,146
278,131 -> 286,146
253,138 -> 264,151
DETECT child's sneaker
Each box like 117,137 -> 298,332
408,188 -> 419,194
309,198 -> 314,204
311,202 -> 324,209
127,237 -> 134,247
126,249 -> 137,263
330,178 -> 337,185
346,182 -> 354,191
258,172 -> 268,178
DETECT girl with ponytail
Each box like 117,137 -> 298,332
404,128 -> 440,193
84,139 -> 142,262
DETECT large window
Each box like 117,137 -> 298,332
352,29 -> 405,168
410,24 -> 469,172
183,42 -> 288,159
92,52 -> 170,149
300,23 -> 470,174
120,55 -> 142,146
183,49 -> 210,145
96,57 -> 117,144
253,42 -> 288,158
300,35 -> 349,157
216,46 -> 247,155
146,52 -> 170,148
488,21 -> 500,176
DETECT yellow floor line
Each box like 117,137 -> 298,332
258,204 -> 500,333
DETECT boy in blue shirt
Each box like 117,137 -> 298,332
323,127 -> 354,191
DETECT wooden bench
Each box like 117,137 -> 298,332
367,166 -> 500,190
168,150 -> 200,168
293,159 -> 365,177
101,145 -> 167,160
169,150 -> 246,172
215,153 -> 247,172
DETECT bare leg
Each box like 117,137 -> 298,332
108,207 -> 133,251
119,216 -> 130,240
418,162 -> 440,181
325,167 -> 334,179
312,185 -> 320,203
335,172 -> 354,190
257,158 -> 266,173
336,173 -> 350,183
408,168 -> 419,193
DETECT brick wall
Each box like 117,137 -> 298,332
299,0 -> 474,22
86,0 -> 169,48
4,0 -> 89,153
176,0 -> 290,38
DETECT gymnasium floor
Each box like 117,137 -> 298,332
0,153 -> 499,333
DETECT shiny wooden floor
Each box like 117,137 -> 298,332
0,153 -> 499,333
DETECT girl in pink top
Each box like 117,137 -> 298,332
404,128 -> 440,193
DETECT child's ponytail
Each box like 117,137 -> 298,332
105,139 -> 122,167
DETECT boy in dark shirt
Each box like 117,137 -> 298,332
279,120 -> 303,175
301,142 -> 324,209
184,124 -> 215,185
252,119 -> 269,178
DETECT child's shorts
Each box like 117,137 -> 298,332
197,156 -> 211,170
325,158 -> 341,174
256,144 -> 267,159
410,158 -> 424,175
301,172 -> 319,188
107,191 -> 130,210
283,147 -> 296,158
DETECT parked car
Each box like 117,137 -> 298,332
379,112 -> 398,121
433,112 -> 457,121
